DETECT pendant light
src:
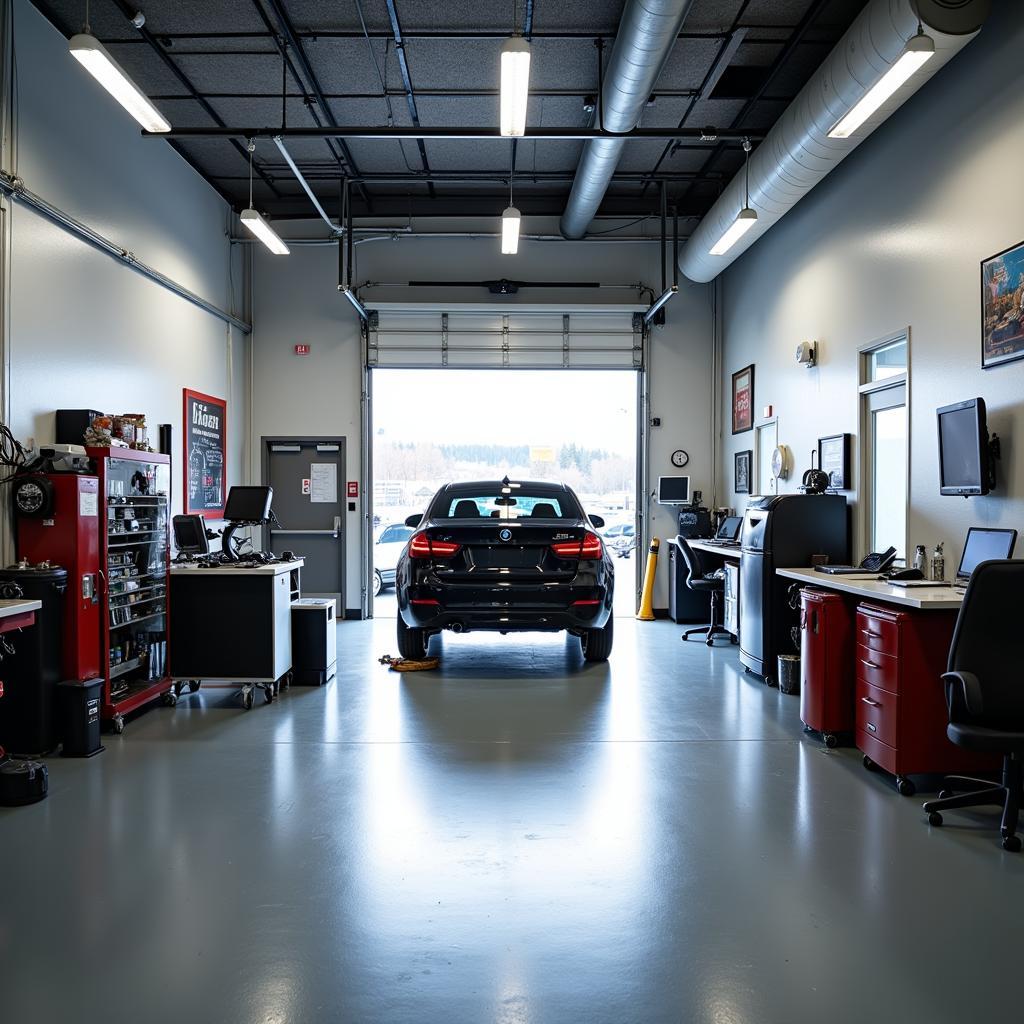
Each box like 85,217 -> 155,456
709,138 -> 757,256
501,149 -> 521,255
500,2 -> 531,137
69,1 -> 169,132
828,28 -> 935,139
240,140 -> 290,255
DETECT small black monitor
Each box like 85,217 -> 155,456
224,485 -> 273,523
657,476 -> 691,504
937,398 -> 991,496
172,514 -> 209,556
716,515 -> 743,541
956,527 -> 1017,582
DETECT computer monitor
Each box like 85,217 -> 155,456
172,514 -> 209,557
937,398 -> 991,496
657,476 -> 690,505
224,485 -> 274,523
716,515 -> 743,541
956,527 -> 1017,583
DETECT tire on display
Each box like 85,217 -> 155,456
397,615 -> 428,660
582,614 -> 614,663
373,570 -> 383,597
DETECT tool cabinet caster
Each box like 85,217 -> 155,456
188,680 -> 201,694
896,776 -> 916,797
173,681 -> 184,698
862,754 -> 878,771
242,687 -> 254,710
1002,834 -> 1021,852
928,811 -> 943,826
823,733 -> 838,749
282,672 -> 292,692
264,686 -> 274,705
803,724 -> 814,734
112,714 -> 125,735
162,691 -> 177,707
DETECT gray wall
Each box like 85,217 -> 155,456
719,0 -> 1024,570
2,0 -> 245,538
250,231 -> 714,613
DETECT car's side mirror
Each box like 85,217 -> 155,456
590,514 -> 605,529
404,513 -> 423,528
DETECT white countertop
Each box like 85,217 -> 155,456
0,598 -> 42,618
686,539 -> 742,559
776,566 -> 964,610
171,557 -> 304,577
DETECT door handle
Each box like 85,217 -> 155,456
861,659 -> 881,670
860,696 -> 882,707
333,515 -> 342,538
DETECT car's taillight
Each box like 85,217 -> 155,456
408,533 -> 461,559
551,532 -> 603,559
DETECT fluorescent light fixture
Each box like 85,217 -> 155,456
501,205 -> 521,255
240,208 -> 290,255
500,36 -> 531,137
709,207 -> 757,256
828,33 -> 935,139
69,34 -> 170,133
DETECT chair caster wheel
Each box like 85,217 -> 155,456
112,714 -> 125,735
862,754 -> 877,771
896,776 -> 916,797
928,811 -> 943,826
1002,834 -> 1021,852
939,789 -> 953,800
823,733 -> 838,749
705,639 -> 714,647
162,691 -> 177,708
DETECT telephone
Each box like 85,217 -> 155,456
859,547 -> 898,573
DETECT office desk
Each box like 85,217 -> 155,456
776,567 -> 991,794
687,540 -> 741,636
688,540 -> 741,562
169,559 -> 304,709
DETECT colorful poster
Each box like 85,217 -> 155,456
183,389 -> 227,517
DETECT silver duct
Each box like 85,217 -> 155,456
559,0 -> 695,240
678,0 -> 990,283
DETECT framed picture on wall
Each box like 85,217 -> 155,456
734,450 -> 753,494
818,433 -> 851,490
731,365 -> 754,434
183,389 -> 227,517
981,239 -> 1024,369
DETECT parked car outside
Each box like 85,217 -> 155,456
374,522 -> 416,595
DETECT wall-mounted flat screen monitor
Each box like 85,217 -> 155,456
937,397 -> 990,496
224,485 -> 274,523
956,527 -> 1017,582
172,514 -> 209,556
657,476 -> 691,505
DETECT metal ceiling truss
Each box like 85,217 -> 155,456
151,126 -> 764,141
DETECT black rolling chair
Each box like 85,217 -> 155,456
922,560 -> 1024,852
677,537 -> 731,647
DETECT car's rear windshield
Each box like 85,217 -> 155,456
431,487 -> 579,520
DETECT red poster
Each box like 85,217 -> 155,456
731,365 -> 754,435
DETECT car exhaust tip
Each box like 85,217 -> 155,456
450,622 -> 465,634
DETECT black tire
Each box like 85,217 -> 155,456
582,614 -> 614,662
397,615 -> 428,660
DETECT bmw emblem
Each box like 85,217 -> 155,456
499,528 -> 513,542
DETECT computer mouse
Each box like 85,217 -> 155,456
887,567 -> 924,581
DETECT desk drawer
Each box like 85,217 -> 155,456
856,680 -> 899,747
856,643 -> 900,694
856,607 -> 901,657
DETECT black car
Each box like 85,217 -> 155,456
395,479 -> 614,662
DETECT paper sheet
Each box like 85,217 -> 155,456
310,463 -> 338,503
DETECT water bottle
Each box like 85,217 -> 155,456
913,545 -> 927,574
930,542 -> 945,582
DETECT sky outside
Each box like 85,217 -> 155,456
373,369 -> 637,457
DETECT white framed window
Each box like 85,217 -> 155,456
859,332 -> 909,561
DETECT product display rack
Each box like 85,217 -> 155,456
87,448 -> 172,733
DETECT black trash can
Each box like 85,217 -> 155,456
58,678 -> 104,757
0,564 -> 67,756
777,654 -> 801,695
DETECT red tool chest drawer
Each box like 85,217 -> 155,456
856,680 -> 899,748
856,609 -> 900,656
855,644 -> 900,694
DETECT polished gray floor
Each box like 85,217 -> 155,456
1,616 -> 1020,1023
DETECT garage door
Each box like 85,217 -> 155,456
365,307 -> 645,370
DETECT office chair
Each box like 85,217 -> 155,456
677,537 -> 731,647
922,560 -> 1024,852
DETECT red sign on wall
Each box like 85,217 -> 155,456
347,480 -> 359,499
295,344 -> 311,355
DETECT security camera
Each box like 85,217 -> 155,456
131,12 -> 146,29
795,340 -> 817,367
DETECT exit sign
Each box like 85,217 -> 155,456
294,344 -> 311,355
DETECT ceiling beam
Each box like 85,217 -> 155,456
150,126 -> 764,141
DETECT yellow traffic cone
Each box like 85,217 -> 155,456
636,536 -> 660,621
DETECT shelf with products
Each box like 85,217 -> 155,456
108,582 -> 167,599
109,593 -> 166,613
109,609 -> 166,631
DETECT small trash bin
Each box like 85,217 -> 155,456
58,678 -> 104,758
777,654 -> 801,695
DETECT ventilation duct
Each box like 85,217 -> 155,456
678,0 -> 990,284
559,0 -> 695,240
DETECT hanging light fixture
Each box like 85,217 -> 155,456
69,3 -> 169,132
240,141 -> 290,255
501,149 -> 521,255
828,29 -> 935,139
709,138 -> 757,256
500,2 -> 531,137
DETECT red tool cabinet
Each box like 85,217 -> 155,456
854,602 -> 998,795
799,588 -> 854,747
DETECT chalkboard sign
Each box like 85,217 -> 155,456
183,389 -> 227,517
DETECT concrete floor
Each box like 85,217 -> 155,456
1,615 -> 1020,1023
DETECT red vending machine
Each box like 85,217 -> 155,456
17,473 -> 102,681
799,588 -> 854,747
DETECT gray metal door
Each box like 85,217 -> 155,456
263,438 -> 346,613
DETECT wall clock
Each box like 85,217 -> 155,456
671,449 -> 689,468
770,444 -> 792,481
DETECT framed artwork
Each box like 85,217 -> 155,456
731,364 -> 754,434
981,240 -> 1024,369
183,389 -> 227,517
734,450 -> 753,494
818,433 -> 851,490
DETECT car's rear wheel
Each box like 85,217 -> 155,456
397,615 -> 429,660
581,614 -> 614,662
373,569 -> 383,597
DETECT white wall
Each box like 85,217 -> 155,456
3,0 -> 245,533
250,230 -> 714,613
718,0 -> 1024,571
